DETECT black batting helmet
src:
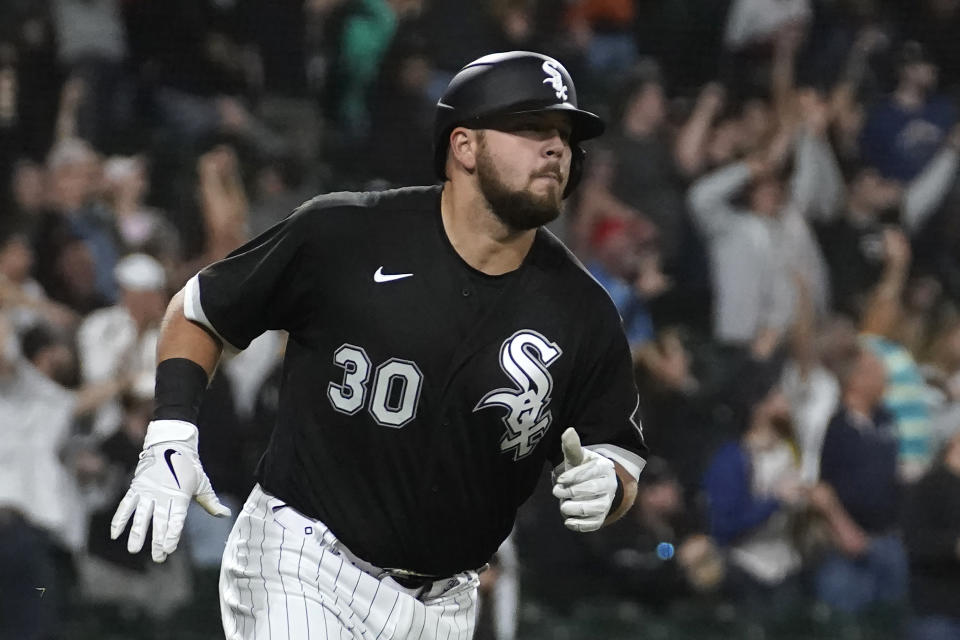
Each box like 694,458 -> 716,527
434,51 -> 605,198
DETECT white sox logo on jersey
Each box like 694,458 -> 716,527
542,61 -> 568,102
475,330 -> 562,460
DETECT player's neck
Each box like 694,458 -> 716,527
440,184 -> 536,276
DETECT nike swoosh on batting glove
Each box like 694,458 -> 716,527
552,428 -> 618,533
110,420 -> 230,563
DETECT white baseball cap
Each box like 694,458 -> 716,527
114,253 -> 166,292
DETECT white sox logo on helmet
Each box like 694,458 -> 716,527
542,61 -> 568,102
475,330 -> 562,460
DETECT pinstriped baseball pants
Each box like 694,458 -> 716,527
220,485 -> 480,640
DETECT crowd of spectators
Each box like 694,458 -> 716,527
4,0 -> 960,639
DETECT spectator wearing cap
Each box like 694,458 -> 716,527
860,41 -> 957,182
76,253 -> 168,437
586,216 -> 662,353
813,338 -> 907,615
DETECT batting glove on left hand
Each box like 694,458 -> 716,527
552,428 -> 618,533
110,420 -> 230,563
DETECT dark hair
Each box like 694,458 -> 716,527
839,156 -> 884,185
260,153 -> 307,190
898,40 -> 932,69
638,456 -> 677,487
611,58 -> 664,126
20,323 -> 64,362
0,219 -> 28,250
726,357 -> 786,432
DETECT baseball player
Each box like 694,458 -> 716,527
111,51 -> 647,639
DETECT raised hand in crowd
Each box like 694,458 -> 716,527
198,145 -> 249,260
675,82 -> 727,177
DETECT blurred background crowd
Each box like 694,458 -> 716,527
4,0 -> 960,639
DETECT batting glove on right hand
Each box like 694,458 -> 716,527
110,420 -> 230,563
552,428 -> 618,533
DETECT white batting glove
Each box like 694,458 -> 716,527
552,428 -> 618,533
110,420 -> 230,562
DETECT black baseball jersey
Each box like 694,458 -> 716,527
184,185 -> 646,576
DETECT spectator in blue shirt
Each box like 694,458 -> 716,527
814,338 -> 907,614
703,360 -> 806,617
586,216 -> 668,355
860,41 -> 957,181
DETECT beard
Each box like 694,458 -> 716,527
475,144 -> 563,231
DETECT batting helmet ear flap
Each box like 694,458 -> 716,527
563,145 -> 585,199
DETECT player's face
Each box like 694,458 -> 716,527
474,112 -> 573,231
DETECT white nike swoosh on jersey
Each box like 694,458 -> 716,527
374,266 -> 414,283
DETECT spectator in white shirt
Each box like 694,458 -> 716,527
76,253 -> 168,437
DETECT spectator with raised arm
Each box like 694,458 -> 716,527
686,105 -> 841,359
824,24 -> 891,164
48,0 -> 127,148
0,311 -> 130,640
859,229 -> 936,479
101,155 -> 180,262
584,61 -> 690,267
674,82 -> 728,177
817,123 -> 960,320
860,41 -> 957,182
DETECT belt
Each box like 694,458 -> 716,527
335,538 -> 489,593
384,571 -> 442,590
268,497 -> 485,594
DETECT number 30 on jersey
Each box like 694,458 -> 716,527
327,344 -> 424,428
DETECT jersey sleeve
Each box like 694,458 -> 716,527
184,208 -> 316,350
557,303 -> 648,481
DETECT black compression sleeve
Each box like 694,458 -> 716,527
154,358 -> 209,423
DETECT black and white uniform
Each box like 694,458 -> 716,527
183,185 -> 647,639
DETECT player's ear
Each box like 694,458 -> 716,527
448,127 -> 479,174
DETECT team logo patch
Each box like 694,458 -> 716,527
542,61 -> 568,102
474,330 -> 562,460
